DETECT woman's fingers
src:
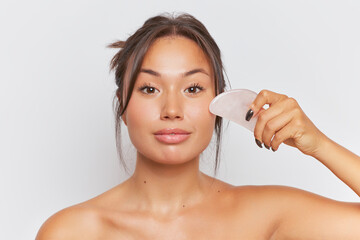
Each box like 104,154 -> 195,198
254,101 -> 294,151
248,89 -> 325,156
253,101 -> 286,144
269,121 -> 297,151
249,89 -> 287,118
262,112 -> 294,151
249,89 -> 301,152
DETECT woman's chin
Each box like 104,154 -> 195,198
139,151 -> 198,166
156,153 -> 197,165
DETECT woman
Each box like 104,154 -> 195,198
36,13 -> 360,239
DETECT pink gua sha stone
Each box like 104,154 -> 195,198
209,89 -> 258,132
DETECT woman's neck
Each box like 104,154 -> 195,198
125,151 -> 215,218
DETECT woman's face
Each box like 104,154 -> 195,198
123,36 -> 216,164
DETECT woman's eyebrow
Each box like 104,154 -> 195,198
139,69 -> 160,77
184,68 -> 209,77
140,68 -> 210,77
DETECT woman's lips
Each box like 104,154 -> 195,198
154,128 -> 191,144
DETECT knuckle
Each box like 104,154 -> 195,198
280,94 -> 288,100
265,122 -> 275,132
287,97 -> 298,105
259,89 -> 269,98
293,119 -> 304,128
292,107 -> 302,115
258,113 -> 266,121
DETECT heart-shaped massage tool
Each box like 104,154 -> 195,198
209,89 -> 258,132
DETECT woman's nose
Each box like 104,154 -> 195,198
160,92 -> 184,120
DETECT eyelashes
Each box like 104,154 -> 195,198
137,82 -> 204,95
138,83 -> 158,94
186,83 -> 204,94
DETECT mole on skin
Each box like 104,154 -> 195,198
144,180 -> 146,184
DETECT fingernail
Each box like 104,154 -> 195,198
245,109 -> 254,121
264,144 -> 270,150
255,139 -> 263,148
271,147 -> 276,152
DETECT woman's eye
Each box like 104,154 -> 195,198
185,84 -> 204,94
138,84 -> 204,95
144,87 -> 156,94
138,85 -> 158,94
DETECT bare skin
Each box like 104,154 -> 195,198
36,36 -> 360,239
36,175 -> 360,239
36,174 -> 281,239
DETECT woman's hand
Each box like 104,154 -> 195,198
246,89 -> 328,157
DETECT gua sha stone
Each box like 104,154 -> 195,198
209,89 -> 258,132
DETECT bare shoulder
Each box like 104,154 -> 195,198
232,184 -> 343,202
236,184 -> 359,209
233,185 -> 360,239
231,184 -> 352,214
36,204 -> 102,240
35,182 -> 134,240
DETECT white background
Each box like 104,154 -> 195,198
1,0 -> 359,239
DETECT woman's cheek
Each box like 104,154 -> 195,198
126,97 -> 159,132
186,100 -> 216,132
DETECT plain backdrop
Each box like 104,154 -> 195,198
1,0 -> 359,239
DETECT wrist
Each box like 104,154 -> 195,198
311,133 -> 334,161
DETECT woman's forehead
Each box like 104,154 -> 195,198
141,36 -> 212,74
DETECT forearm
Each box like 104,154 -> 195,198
313,135 -> 360,197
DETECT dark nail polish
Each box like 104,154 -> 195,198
264,144 -> 270,150
245,109 -> 254,121
255,139 -> 263,148
271,147 -> 276,152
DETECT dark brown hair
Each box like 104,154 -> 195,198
108,12 -> 229,176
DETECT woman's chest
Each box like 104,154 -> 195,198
100,207 -> 275,240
